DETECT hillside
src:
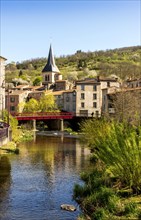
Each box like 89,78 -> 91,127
5,45 -> 141,85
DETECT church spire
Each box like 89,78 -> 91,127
42,44 -> 60,73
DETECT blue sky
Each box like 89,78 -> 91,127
0,0 -> 140,63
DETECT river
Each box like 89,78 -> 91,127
0,134 -> 90,220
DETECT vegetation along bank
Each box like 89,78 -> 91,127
74,119 -> 141,220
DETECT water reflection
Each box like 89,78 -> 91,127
0,135 -> 90,220
0,156 -> 11,219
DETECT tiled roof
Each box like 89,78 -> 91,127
52,90 -> 65,95
5,90 -> 28,95
108,86 -> 141,94
76,77 -> 118,85
56,80 -> 66,82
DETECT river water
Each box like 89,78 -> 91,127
0,134 -> 90,220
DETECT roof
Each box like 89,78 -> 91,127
27,86 -> 44,90
63,90 -> 76,94
52,90 -> 65,95
126,78 -> 141,82
42,45 -> 60,74
0,56 -> 7,61
76,77 -> 118,85
76,79 -> 100,85
14,85 -> 29,89
108,86 -> 141,95
56,80 -> 67,83
5,90 -> 29,96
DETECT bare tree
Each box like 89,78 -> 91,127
110,88 -> 141,126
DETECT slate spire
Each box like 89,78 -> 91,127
42,45 -> 60,73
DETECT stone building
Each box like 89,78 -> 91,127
0,56 -> 7,119
75,77 -> 120,117
125,78 -> 141,88
63,90 -> 76,113
5,90 -> 30,114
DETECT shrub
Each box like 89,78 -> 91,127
80,120 -> 141,193
92,208 -> 108,220
124,202 -> 137,216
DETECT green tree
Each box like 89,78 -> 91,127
39,93 -> 58,112
33,76 -> 42,86
23,98 -> 39,112
19,70 -> 23,77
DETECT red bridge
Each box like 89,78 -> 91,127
13,112 -> 74,121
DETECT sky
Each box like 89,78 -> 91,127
0,0 -> 141,63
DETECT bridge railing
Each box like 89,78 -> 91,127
12,112 -> 74,117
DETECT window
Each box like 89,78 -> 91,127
45,75 -> 49,81
107,82 -> 110,87
45,75 -> 48,81
93,102 -> 97,108
73,103 -> 76,111
93,85 -> 97,91
81,93 -> 85,99
10,97 -> 15,102
81,85 -> 85,91
93,93 -> 97,100
10,106 -> 15,111
66,97 -> 69,102
96,111 -> 99,117
81,102 -> 85,108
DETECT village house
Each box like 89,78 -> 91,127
125,78 -> 141,88
52,90 -> 64,110
55,80 -> 73,91
0,56 -> 7,118
5,90 -> 30,114
63,90 -> 76,113
75,77 -> 120,117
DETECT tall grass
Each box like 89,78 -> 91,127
80,120 -> 141,193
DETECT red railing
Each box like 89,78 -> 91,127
12,112 -> 74,120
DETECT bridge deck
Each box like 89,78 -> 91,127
13,112 -> 74,120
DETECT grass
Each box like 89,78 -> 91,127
0,141 -> 19,154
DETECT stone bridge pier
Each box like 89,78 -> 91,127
32,119 -> 64,131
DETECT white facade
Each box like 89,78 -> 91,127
75,78 -> 120,117
0,56 -> 7,117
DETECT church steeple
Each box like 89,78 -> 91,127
42,44 -> 60,73
42,45 -> 62,87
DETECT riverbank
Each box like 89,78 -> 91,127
0,129 -> 34,155
0,141 -> 19,154
73,120 -> 141,219
36,130 -> 80,138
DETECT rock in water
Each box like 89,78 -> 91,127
61,204 -> 76,211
